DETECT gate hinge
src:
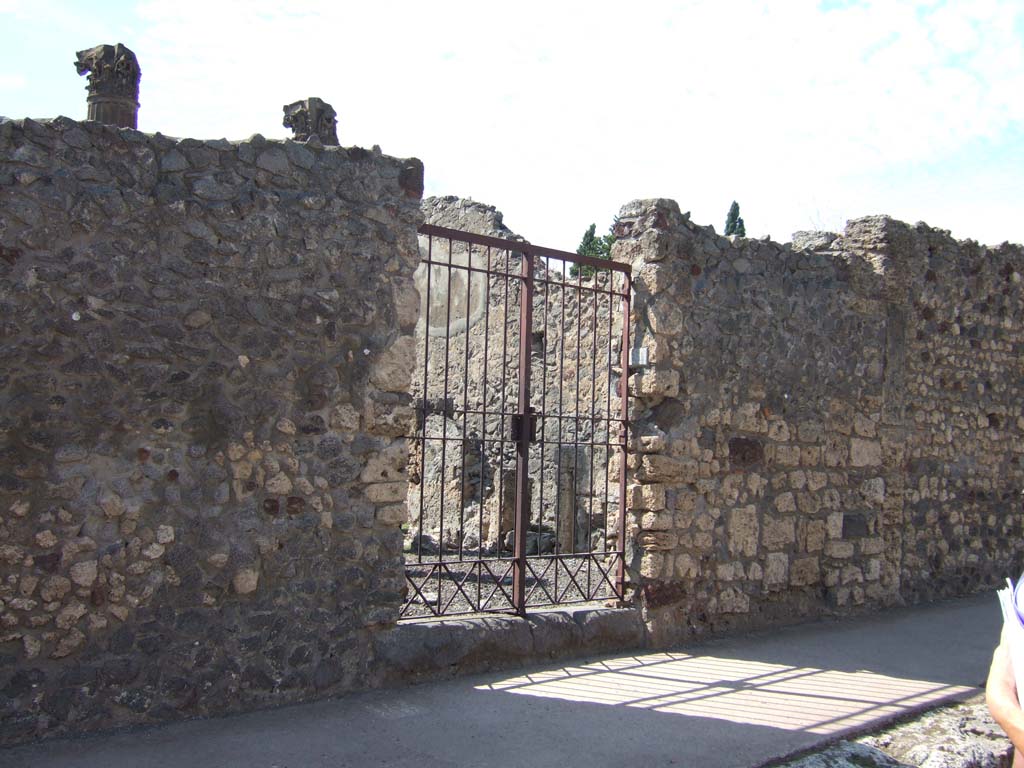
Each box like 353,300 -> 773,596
510,408 -> 538,443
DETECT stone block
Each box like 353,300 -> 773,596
632,369 -> 680,400
825,540 -> 855,559
761,515 -> 795,550
364,482 -> 407,503
638,454 -> 698,484
850,438 -> 882,467
774,492 -> 796,513
639,511 -> 674,531
790,556 -> 820,586
628,483 -> 667,511
728,506 -> 759,557
718,588 -> 750,614
763,553 -> 789,590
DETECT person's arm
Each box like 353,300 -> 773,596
986,640 -> 1024,761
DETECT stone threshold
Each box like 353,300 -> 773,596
372,604 -> 647,685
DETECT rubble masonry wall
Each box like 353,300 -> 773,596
617,198 -> 1024,645
0,116 -> 423,742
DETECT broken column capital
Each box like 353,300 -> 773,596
283,97 -> 339,146
74,43 -> 141,129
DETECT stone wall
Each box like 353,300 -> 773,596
616,199 -> 1024,645
0,116 -> 423,743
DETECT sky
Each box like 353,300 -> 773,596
1,0 -> 1022,249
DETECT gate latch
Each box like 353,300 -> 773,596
510,408 -> 538,443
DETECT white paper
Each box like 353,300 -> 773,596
997,576 -> 1024,703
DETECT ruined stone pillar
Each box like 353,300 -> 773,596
74,43 -> 141,129
283,97 -> 339,145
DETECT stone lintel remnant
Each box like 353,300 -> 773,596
74,43 -> 141,129
283,97 -> 339,145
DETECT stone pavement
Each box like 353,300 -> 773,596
2,593 -> 1003,768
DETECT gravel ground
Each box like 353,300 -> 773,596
775,695 -> 1012,768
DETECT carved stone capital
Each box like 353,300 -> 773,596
74,43 -> 141,129
283,97 -> 339,146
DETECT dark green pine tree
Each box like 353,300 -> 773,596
734,215 -> 746,237
571,221 -> 616,278
724,201 -> 741,236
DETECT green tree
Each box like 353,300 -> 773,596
571,221 -> 616,278
724,201 -> 746,237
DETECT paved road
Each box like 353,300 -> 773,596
2,593 -> 1002,768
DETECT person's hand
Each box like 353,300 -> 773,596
987,642 -> 1024,767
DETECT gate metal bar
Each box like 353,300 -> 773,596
402,223 -> 631,619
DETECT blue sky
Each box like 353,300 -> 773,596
1,0 -> 1021,248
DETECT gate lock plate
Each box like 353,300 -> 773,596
510,408 -> 538,443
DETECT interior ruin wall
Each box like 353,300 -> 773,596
616,198 -> 1024,646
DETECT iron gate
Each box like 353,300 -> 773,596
402,224 -> 631,618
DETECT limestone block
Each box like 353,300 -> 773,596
51,628 -> 85,659
801,520 -> 826,552
860,537 -> 885,555
638,433 -> 668,454
796,491 -> 820,515
768,420 -> 790,441
865,558 -> 883,581
69,560 -> 98,588
39,576 -> 72,603
717,561 -> 743,580
638,454 -> 698,484
35,530 -> 58,548
774,492 -> 796,513
55,602 -> 88,630
775,445 -> 801,466
376,505 -> 408,525
364,482 -> 407,504
639,511 -> 674,531
632,369 -> 680,400
850,438 -> 882,467
265,472 -> 293,495
638,531 -> 678,551
233,568 -> 260,595
825,540 -> 855,559
841,565 -> 865,584
763,553 -> 789,590
790,556 -> 821,586
0,545 -> 23,565
676,553 -> 700,579
19,575 -> 38,598
806,471 -> 829,492
854,414 -> 877,437
734,403 -> 767,434
360,443 -> 408,484
369,336 -> 415,393
728,506 -> 759,557
827,511 -> 844,539
718,588 -> 750,614
639,552 -> 667,579
800,446 -> 821,466
628,483 -> 667,511
761,515 -> 795,550
798,422 -> 825,443
156,525 -> 175,544
142,543 -> 165,559
860,477 -> 885,506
